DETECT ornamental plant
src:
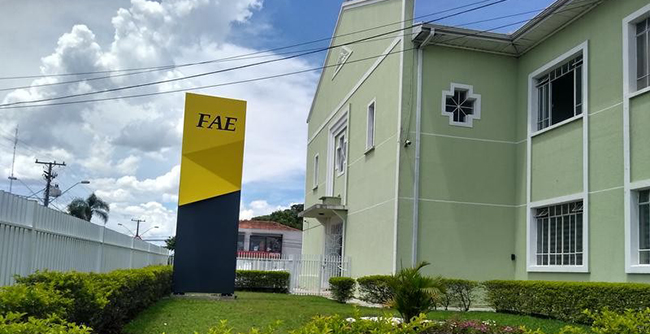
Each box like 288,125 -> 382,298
388,262 -> 445,323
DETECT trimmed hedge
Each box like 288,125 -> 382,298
0,313 -> 90,334
235,270 -> 290,293
357,275 -> 393,304
484,280 -> 650,323
440,278 -> 479,311
329,277 -> 356,303
3,266 -> 172,334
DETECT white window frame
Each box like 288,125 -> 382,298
627,180 -> 650,273
312,154 -> 319,190
528,42 -> 588,137
441,83 -> 481,128
366,99 -> 376,152
527,193 -> 589,273
326,110 -> 348,196
624,4 -> 650,98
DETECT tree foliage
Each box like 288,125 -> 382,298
66,193 -> 110,224
164,236 -> 176,251
252,204 -> 304,229
388,261 -> 445,323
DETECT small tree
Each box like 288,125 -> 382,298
164,236 -> 176,251
252,204 -> 304,229
388,262 -> 445,323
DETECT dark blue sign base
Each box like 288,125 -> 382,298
172,191 -> 240,294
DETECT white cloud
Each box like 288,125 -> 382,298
0,0 -> 314,242
239,200 -> 287,220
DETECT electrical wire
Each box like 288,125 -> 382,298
0,0 -> 500,81
0,0 -> 508,108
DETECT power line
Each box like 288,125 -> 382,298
0,1 -> 595,111
0,0 -> 508,108
0,0 -> 499,82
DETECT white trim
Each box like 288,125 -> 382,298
308,37 -> 401,144
589,185 -> 623,195
623,3 -> 650,97
342,0 -> 391,9
332,46 -> 353,80
312,154 -> 320,190
527,193 -> 588,273
348,197 -> 395,216
589,101 -> 623,117
326,110 -> 349,196
366,98 -> 377,152
623,4 -> 650,274
399,197 -> 518,208
531,114 -> 583,138
528,41 -> 587,135
441,83 -> 482,127
526,40 -> 590,274
348,132 -> 397,168
627,183 -> 650,273
418,132 -> 519,145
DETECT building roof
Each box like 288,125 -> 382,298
239,220 -> 301,231
413,0 -> 604,57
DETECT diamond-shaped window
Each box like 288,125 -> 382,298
441,83 -> 481,127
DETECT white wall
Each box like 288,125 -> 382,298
0,191 -> 169,286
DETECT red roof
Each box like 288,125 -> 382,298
238,220 -> 300,231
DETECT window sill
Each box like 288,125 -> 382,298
531,114 -> 583,138
628,86 -> 650,100
312,185 -> 318,191
336,170 -> 345,178
626,265 -> 650,274
364,146 -> 375,154
527,265 -> 589,273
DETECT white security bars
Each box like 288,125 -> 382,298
534,201 -> 584,266
536,55 -> 583,131
638,190 -> 650,264
637,17 -> 650,91
0,191 -> 169,286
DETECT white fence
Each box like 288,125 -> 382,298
0,191 -> 169,286
237,254 -> 351,295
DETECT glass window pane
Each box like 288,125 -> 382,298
575,66 -> 582,115
641,190 -> 650,203
639,203 -> 650,251
638,19 -> 648,35
237,234 -> 245,251
638,33 -> 647,80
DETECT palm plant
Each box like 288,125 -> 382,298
388,261 -> 445,323
66,193 -> 110,223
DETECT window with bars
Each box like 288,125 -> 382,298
534,201 -> 584,266
445,88 -> 476,124
637,18 -> 650,91
536,55 -> 583,131
639,190 -> 650,264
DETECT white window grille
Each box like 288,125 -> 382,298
366,101 -> 375,151
637,18 -> 650,91
335,133 -> 347,175
534,201 -> 584,266
639,190 -> 650,264
535,55 -> 583,131
313,154 -> 319,189
441,83 -> 481,127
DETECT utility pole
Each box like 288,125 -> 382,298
132,218 -> 146,238
8,127 -> 18,193
36,159 -> 66,207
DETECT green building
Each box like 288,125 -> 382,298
300,0 -> 650,283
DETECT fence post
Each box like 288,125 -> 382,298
96,226 -> 105,273
27,200 -> 38,277
129,238 -> 134,269
317,255 -> 324,296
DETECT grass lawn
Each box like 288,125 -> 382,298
125,292 -> 585,334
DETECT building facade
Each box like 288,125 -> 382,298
237,220 -> 302,258
301,0 -> 650,283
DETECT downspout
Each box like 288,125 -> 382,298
411,29 -> 433,267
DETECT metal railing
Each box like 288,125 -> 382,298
237,253 -> 351,296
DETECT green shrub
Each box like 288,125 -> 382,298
0,313 -> 90,334
235,270 -> 290,293
329,277 -> 356,303
523,308 -> 650,334
389,262 -> 445,323
357,275 -> 393,305
440,278 -> 479,311
5,266 -> 172,334
0,284 -> 71,319
484,280 -> 650,324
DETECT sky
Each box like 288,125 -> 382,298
0,0 -> 553,243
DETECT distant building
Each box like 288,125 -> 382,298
237,220 -> 302,258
